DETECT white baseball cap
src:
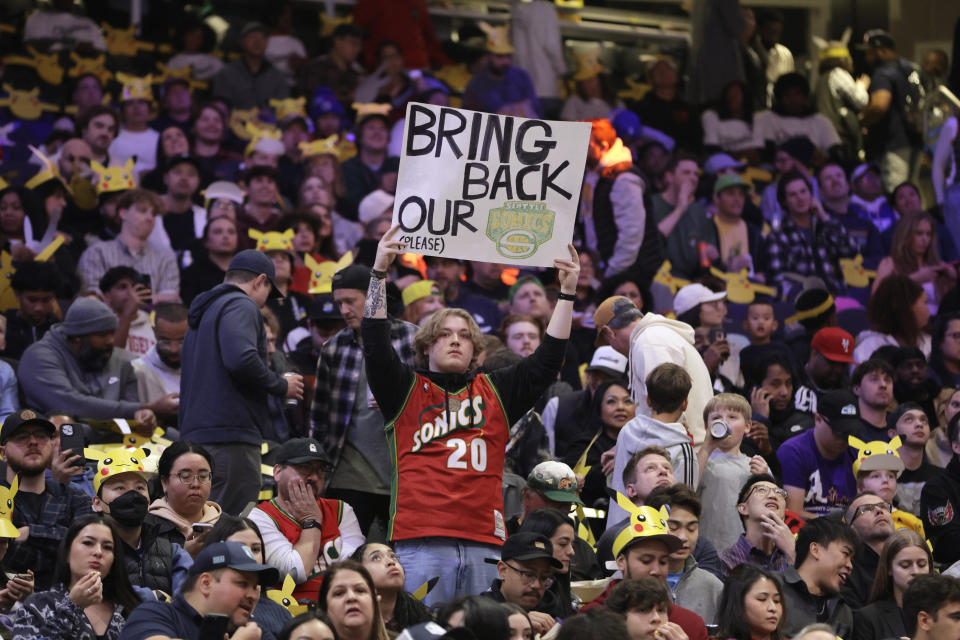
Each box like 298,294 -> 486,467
673,283 -> 726,317
585,345 -> 628,377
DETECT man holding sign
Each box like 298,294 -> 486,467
361,224 -> 579,606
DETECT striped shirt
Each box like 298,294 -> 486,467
77,236 -> 179,296
719,533 -> 790,577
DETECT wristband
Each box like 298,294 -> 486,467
370,268 -> 388,279
556,292 -> 576,302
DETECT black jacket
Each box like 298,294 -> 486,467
840,545 -> 879,610
782,566 -> 853,639
852,595 -> 907,640
179,283 -> 287,445
921,455 -> 960,566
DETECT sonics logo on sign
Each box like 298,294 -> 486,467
485,201 -> 555,259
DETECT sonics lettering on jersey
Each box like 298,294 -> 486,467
411,394 -> 486,453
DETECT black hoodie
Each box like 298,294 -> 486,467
179,283 -> 287,445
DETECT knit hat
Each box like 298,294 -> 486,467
61,298 -> 118,336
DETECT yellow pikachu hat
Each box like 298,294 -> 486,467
91,158 -> 137,195
478,21 -> 514,55
849,435 -> 904,478
305,251 -> 353,294
85,446 -> 153,495
244,121 -> 284,157
270,97 -> 307,122
116,73 -> 154,103
250,229 -> 295,256
25,145 -> 68,191
352,102 -> 392,126
267,574 -> 309,616
572,47 -> 605,82
0,476 -> 19,538
611,493 -> 681,559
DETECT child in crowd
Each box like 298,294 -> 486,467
697,393 -> 771,552
743,299 -> 779,346
849,434 -> 925,535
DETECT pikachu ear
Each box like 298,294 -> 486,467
304,253 -> 320,270
269,98 -> 280,109
116,71 -> 131,84
658,505 -> 670,521
123,157 -> 135,173
615,490 -> 640,515
84,447 -> 106,461
841,27 -> 852,48
248,229 -> 264,240
812,35 -> 829,49
336,251 -> 354,270
91,160 -> 107,174
2,83 -> 13,94
9,475 -> 17,499
889,436 -> 903,451
281,228 -> 295,240
29,87 -> 39,97
848,435 -> 865,449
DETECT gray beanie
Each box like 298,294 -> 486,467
61,298 -> 118,336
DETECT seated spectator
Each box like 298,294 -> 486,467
482,532 -> 562,637
719,474 -> 794,576
853,359 -> 895,440
613,363 -> 696,489
463,23 -> 540,116
99,266 -> 155,359
855,274 -> 932,363
0,475 -> 32,613
635,58 -> 699,151
2,261 -> 61,360
165,20 -> 223,81
645,485 -> 723,624
79,106 -> 120,167
920,410 -> 960,566
849,164 -> 897,234
11,514 -> 141,640
890,402 -> 942,516
715,565 -> 786,640
145,442 -> 221,557
436,594 -> 512,639
555,608 -> 630,640
277,611 -> 338,640
299,24 -> 366,107
651,153 -> 709,279
151,79 -> 194,133
109,82 -> 160,177
814,42 -> 868,166
759,137 -> 819,225
238,166 -> 284,238
703,174 -> 766,276
902,574 -> 960,640
265,4 -> 306,87
517,508 -> 586,617
212,22 -> 289,110
742,300 -> 778,347
841,491 -> 897,608
179,215 -> 239,305
564,380 -> 636,507
203,515 -> 294,639
317,561 -> 388,640
742,347 -> 813,450
400,280 -> 445,326
119,540 -> 278,639
781,518 -> 859,638
604,578 -> 679,640
701,81 -> 764,157
850,425 -> 924,535
261,240 -> 312,346
341,109 -> 391,214
191,103 -> 236,181
754,73 -> 840,155
795,328 -> 857,416
131,302 -> 187,422
697,394 -> 771,552
90,447 -> 191,597
77,189 -> 180,301
778,390 -> 859,518
248,438 -> 363,603
852,528 -> 932,640
141,126 -> 192,193
426,256 -> 501,334
888,183 -> 959,262
155,155 -> 207,257
500,314 -> 544,360
352,542 -> 431,634
874,213 -> 957,315
763,170 -> 858,294
561,50 -> 622,122
817,163 -> 885,264
1,410 -> 92,591
18,298 -> 158,428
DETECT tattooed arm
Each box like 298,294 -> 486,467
363,224 -> 404,319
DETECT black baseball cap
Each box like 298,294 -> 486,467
164,153 -> 202,174
309,293 -> 342,321
485,533 -> 562,569
332,264 -> 371,292
0,409 -> 55,445
273,437 -> 333,468
190,541 -> 280,584
817,389 -> 862,436
860,29 -> 896,50
228,249 -> 283,299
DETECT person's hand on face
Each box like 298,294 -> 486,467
68,569 -> 103,608
526,610 -> 557,637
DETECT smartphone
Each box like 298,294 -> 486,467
709,328 -> 725,343
59,423 -> 85,456
192,522 -> 214,535
136,273 -> 152,291
198,613 -> 230,639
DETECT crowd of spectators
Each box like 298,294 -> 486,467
2,1 -> 960,639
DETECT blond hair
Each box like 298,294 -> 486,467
413,308 -> 483,370
703,393 -> 752,426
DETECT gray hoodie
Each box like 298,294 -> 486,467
672,555 -> 723,625
19,324 -> 141,418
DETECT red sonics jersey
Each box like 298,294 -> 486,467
387,372 -> 508,545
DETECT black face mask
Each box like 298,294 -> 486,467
108,490 -> 149,527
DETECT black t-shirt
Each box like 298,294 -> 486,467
162,209 -> 198,253
865,60 -> 912,158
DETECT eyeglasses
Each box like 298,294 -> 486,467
748,485 -> 788,501
850,501 -> 892,523
503,563 -> 554,588
171,471 -> 213,485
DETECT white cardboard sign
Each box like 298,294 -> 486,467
394,102 -> 590,267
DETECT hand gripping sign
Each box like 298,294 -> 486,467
394,102 -> 590,267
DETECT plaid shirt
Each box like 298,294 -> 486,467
719,533 -> 790,578
762,216 -> 858,294
310,318 -> 417,467
6,481 -> 93,590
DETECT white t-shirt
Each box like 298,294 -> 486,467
753,110 -> 840,151
701,110 -> 764,151
109,128 -> 160,175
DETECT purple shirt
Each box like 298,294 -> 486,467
777,428 -> 857,516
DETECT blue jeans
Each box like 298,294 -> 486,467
395,537 -> 501,606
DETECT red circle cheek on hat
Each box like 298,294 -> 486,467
634,524 -> 644,533
101,468 -> 109,475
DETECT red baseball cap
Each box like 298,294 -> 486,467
811,327 -> 856,363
